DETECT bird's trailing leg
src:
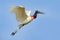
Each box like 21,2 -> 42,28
11,24 -> 25,36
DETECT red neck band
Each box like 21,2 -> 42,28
31,16 -> 36,19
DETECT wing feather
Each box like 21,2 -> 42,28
25,10 -> 31,16
10,6 -> 28,22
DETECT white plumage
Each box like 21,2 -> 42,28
10,6 -> 32,22
10,6 -> 33,35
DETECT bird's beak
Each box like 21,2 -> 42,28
38,11 -> 44,14
35,10 -> 44,14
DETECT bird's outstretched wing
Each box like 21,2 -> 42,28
10,6 -> 29,22
25,10 -> 31,16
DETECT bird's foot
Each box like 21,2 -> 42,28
11,32 -> 16,36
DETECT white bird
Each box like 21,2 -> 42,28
10,6 -> 44,36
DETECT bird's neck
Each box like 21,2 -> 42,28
31,16 -> 36,19
32,12 -> 38,19
31,11 -> 39,19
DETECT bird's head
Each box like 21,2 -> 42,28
32,10 -> 44,19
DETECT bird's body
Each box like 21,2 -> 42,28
10,6 -> 44,36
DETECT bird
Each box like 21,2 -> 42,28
10,6 -> 44,36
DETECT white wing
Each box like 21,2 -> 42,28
10,6 -> 28,22
25,10 -> 31,16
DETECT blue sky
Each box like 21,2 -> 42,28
0,0 -> 60,40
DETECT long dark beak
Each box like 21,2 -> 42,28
36,10 -> 44,14
39,11 -> 44,14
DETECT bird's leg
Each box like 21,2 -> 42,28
11,24 -> 25,36
18,24 -> 25,29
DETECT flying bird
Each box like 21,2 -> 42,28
10,6 -> 44,36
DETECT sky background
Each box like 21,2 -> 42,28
0,0 -> 60,40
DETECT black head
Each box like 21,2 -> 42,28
33,10 -> 44,19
